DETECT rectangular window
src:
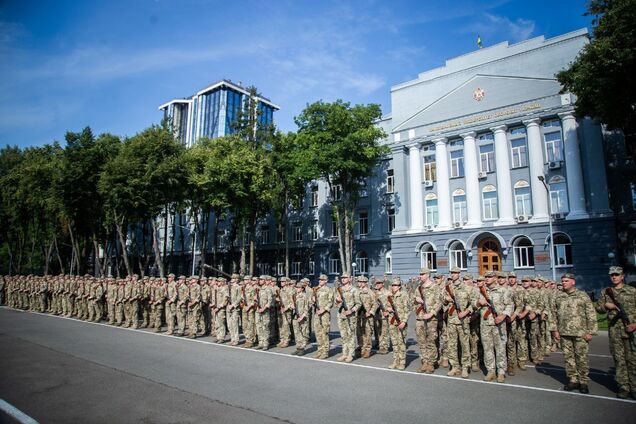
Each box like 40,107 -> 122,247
544,131 -> 563,162
479,144 -> 495,173
514,246 -> 535,268
311,185 -> 319,207
260,226 -> 269,244
515,188 -> 532,216
311,221 -> 318,240
330,184 -> 342,201
422,251 -> 437,271
331,217 -> 339,237
309,260 -> 315,276
277,225 -> 285,243
425,199 -> 438,226
423,156 -> 436,181
387,169 -> 395,193
358,211 -> 369,235
453,195 -> 467,224
291,261 -> 301,276
554,244 -> 573,267
482,191 -> 499,220
277,262 -> 284,276
550,184 -> 569,213
329,256 -> 340,274
293,223 -> 302,242
450,150 -> 464,178
360,179 -> 368,198
450,249 -> 467,270
510,134 -> 528,168
387,208 -> 395,232
385,254 -> 392,274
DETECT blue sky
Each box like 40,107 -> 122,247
0,0 -> 593,148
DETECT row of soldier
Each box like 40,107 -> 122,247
1,266 -> 634,398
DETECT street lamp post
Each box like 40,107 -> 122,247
538,175 -> 557,281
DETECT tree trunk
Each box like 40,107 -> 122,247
239,224 -> 247,275
334,206 -> 346,275
344,209 -> 353,276
115,216 -> 132,276
151,218 -> 165,277
44,239 -> 54,276
67,222 -> 81,275
284,192 -> 289,278
53,236 -> 65,275
162,205 -> 169,267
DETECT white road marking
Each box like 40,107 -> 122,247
0,399 -> 40,424
1,306 -> 633,405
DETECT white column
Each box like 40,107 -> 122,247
524,118 -> 550,223
408,143 -> 424,231
492,125 -> 515,226
461,132 -> 482,228
560,112 -> 589,219
434,138 -> 452,231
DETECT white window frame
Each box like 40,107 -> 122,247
482,186 -> 498,221
425,196 -> 439,226
276,262 -> 284,276
510,138 -> 527,168
329,254 -> 340,275
552,234 -> 573,267
449,241 -> 467,270
358,211 -> 369,235
514,183 -> 532,217
260,226 -> 269,244
311,186 -> 319,207
277,225 -> 285,243
355,252 -> 369,275
420,244 -> 437,271
331,217 -> 339,237
311,221 -> 318,240
544,131 -> 563,163
423,156 -> 436,181
309,260 -> 315,276
291,261 -> 301,276
550,183 -> 569,213
330,184 -> 342,201
293,223 -> 302,242
479,144 -> 495,173
450,151 -> 464,178
385,250 -> 392,274
387,169 -> 395,193
452,191 -> 467,224
513,237 -> 534,269
387,208 -> 395,232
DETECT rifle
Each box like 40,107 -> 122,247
240,286 -> 247,309
227,283 -> 233,310
387,295 -> 402,326
416,285 -> 428,316
336,285 -> 348,313
255,287 -> 261,312
312,286 -> 320,313
607,287 -> 635,349
445,284 -> 465,323
479,286 -> 499,319
292,292 -> 298,318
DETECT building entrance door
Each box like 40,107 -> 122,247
478,238 -> 501,275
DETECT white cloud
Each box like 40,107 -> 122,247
461,13 -> 536,43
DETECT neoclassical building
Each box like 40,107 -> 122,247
159,29 -> 621,291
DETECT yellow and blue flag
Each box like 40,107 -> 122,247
477,35 -> 483,48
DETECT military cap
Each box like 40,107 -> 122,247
419,267 -> 431,275
243,275 -> 251,281
508,271 -> 517,278
251,276 -> 258,281
295,281 -> 304,288
391,277 -> 402,286
358,276 -> 368,283
449,266 -> 461,273
434,274 -> 444,279
609,266 -> 624,275
218,277 -> 227,283
484,271 -> 497,278
189,275 -> 200,280
319,274 -> 328,281
259,275 -> 267,280
160,277 -> 167,282
342,272 -> 351,278
231,273 -> 240,279
178,275 -> 186,280
279,276 -> 288,283
168,273 -> 176,278
476,276 -> 485,282
561,272 -> 576,280
463,274 -> 473,280
497,271 -> 507,278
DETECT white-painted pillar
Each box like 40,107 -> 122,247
492,125 -> 515,226
461,131 -> 482,228
560,112 -> 588,219
524,118 -> 550,223
434,138 -> 452,231
408,143 -> 424,231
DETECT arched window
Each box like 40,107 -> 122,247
549,176 -> 569,214
329,252 -> 340,275
420,243 -> 437,271
551,233 -> 573,267
514,180 -> 532,217
355,251 -> 369,275
513,236 -> 534,269
482,185 -> 498,220
449,240 -> 467,270
385,250 -> 392,274
452,189 -> 467,225
425,193 -> 439,226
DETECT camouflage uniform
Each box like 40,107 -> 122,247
596,268 -> 636,397
313,276 -> 334,359
243,278 -> 258,347
141,278 -> 151,328
227,277 -> 242,345
411,278 -> 443,372
115,281 -> 126,325
255,279 -> 274,350
215,279 -> 229,342
292,284 -> 311,354
165,276 -> 179,335
373,281 -> 391,355
526,282 -> 545,363
387,280 -> 410,370
187,278 -> 202,338
278,279 -> 295,348
444,276 -> 477,376
478,280 -> 513,381
176,279 -> 190,336
553,281 -> 598,388
151,279 -> 167,332
336,280 -> 361,362
357,278 -> 378,358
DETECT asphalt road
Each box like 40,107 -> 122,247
1,306 -> 635,424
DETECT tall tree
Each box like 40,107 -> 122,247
295,100 -> 387,275
557,0 -> 636,154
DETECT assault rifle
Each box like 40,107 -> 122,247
445,284 -> 465,323
607,287 -> 635,349
479,286 -> 499,319
416,285 -> 428,316
387,295 -> 401,326
336,285 -> 348,313
241,286 -> 247,309
255,287 -> 261,312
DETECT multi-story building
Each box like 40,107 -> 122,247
159,29 -> 626,291
159,79 -> 279,147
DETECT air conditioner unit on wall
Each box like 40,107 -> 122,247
548,161 -> 563,170
424,180 -> 434,188
516,215 -> 528,223
454,222 -> 462,228
478,171 -> 487,179
425,225 -> 433,231
552,213 -> 566,220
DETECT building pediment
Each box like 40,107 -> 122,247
393,75 -> 562,133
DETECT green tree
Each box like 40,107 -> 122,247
557,0 -> 636,153
295,100 -> 387,275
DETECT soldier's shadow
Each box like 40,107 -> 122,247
535,362 -> 618,392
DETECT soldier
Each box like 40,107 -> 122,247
88,277 -> 104,322
551,273 -> 597,394
277,277 -> 294,348
411,268 -> 443,373
214,277 -> 229,342
596,266 -> 636,399
115,278 -> 126,326
386,277 -> 410,370
477,271 -> 513,382
526,276 -> 545,363
242,276 -> 258,348
335,273 -> 361,363
373,277 -> 390,355
227,274 -> 242,345
313,274 -> 334,359
443,267 -> 477,378
511,276 -> 531,371
268,276 -> 281,346
465,274 -> 481,373
435,273 -> 449,368
255,275 -> 274,350
165,274 -> 178,335
0,275 -> 5,305
141,277 -> 152,328
151,277 -> 167,332
292,281 -> 311,356
176,275 -> 189,336
199,277 -> 210,335
187,276 -> 202,338
357,276 -> 377,359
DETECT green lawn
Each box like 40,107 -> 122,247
597,312 -> 609,331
